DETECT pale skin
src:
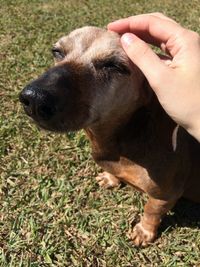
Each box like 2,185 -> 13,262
107,13 -> 200,142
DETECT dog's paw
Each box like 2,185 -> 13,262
128,222 -> 157,247
96,172 -> 120,189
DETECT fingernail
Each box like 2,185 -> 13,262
121,33 -> 134,48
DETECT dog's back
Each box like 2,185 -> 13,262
183,132 -> 200,202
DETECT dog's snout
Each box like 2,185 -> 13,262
19,85 -> 56,120
19,86 -> 36,109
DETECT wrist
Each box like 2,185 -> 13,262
184,88 -> 200,142
187,119 -> 200,142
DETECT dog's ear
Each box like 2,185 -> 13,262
94,56 -> 131,75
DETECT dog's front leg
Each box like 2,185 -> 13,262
129,197 -> 177,246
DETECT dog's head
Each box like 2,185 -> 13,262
19,27 -> 146,132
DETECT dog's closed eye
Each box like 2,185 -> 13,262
51,47 -> 65,61
94,57 -> 131,75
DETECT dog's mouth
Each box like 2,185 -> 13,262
20,102 -> 85,133
20,90 -> 93,133
35,118 -> 83,133
21,102 -> 56,123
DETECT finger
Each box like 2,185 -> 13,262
108,13 -> 177,30
121,33 -> 171,89
147,12 -> 178,23
113,12 -> 177,26
108,14 -> 183,47
108,17 -> 133,33
107,13 -> 177,32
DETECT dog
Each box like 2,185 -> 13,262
19,26 -> 200,246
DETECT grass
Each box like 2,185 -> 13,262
0,0 -> 200,266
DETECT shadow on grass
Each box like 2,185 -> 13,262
159,198 -> 200,234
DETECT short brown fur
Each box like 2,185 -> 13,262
20,26 -> 200,246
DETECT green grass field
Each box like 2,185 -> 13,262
1,0 -> 200,266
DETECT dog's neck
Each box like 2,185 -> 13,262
84,84 -> 176,162
85,110 -> 130,161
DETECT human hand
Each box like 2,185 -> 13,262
108,13 -> 200,142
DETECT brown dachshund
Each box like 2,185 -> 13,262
19,27 -> 200,246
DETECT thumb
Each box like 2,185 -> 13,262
121,33 -> 169,87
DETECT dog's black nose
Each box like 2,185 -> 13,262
19,85 -> 56,120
